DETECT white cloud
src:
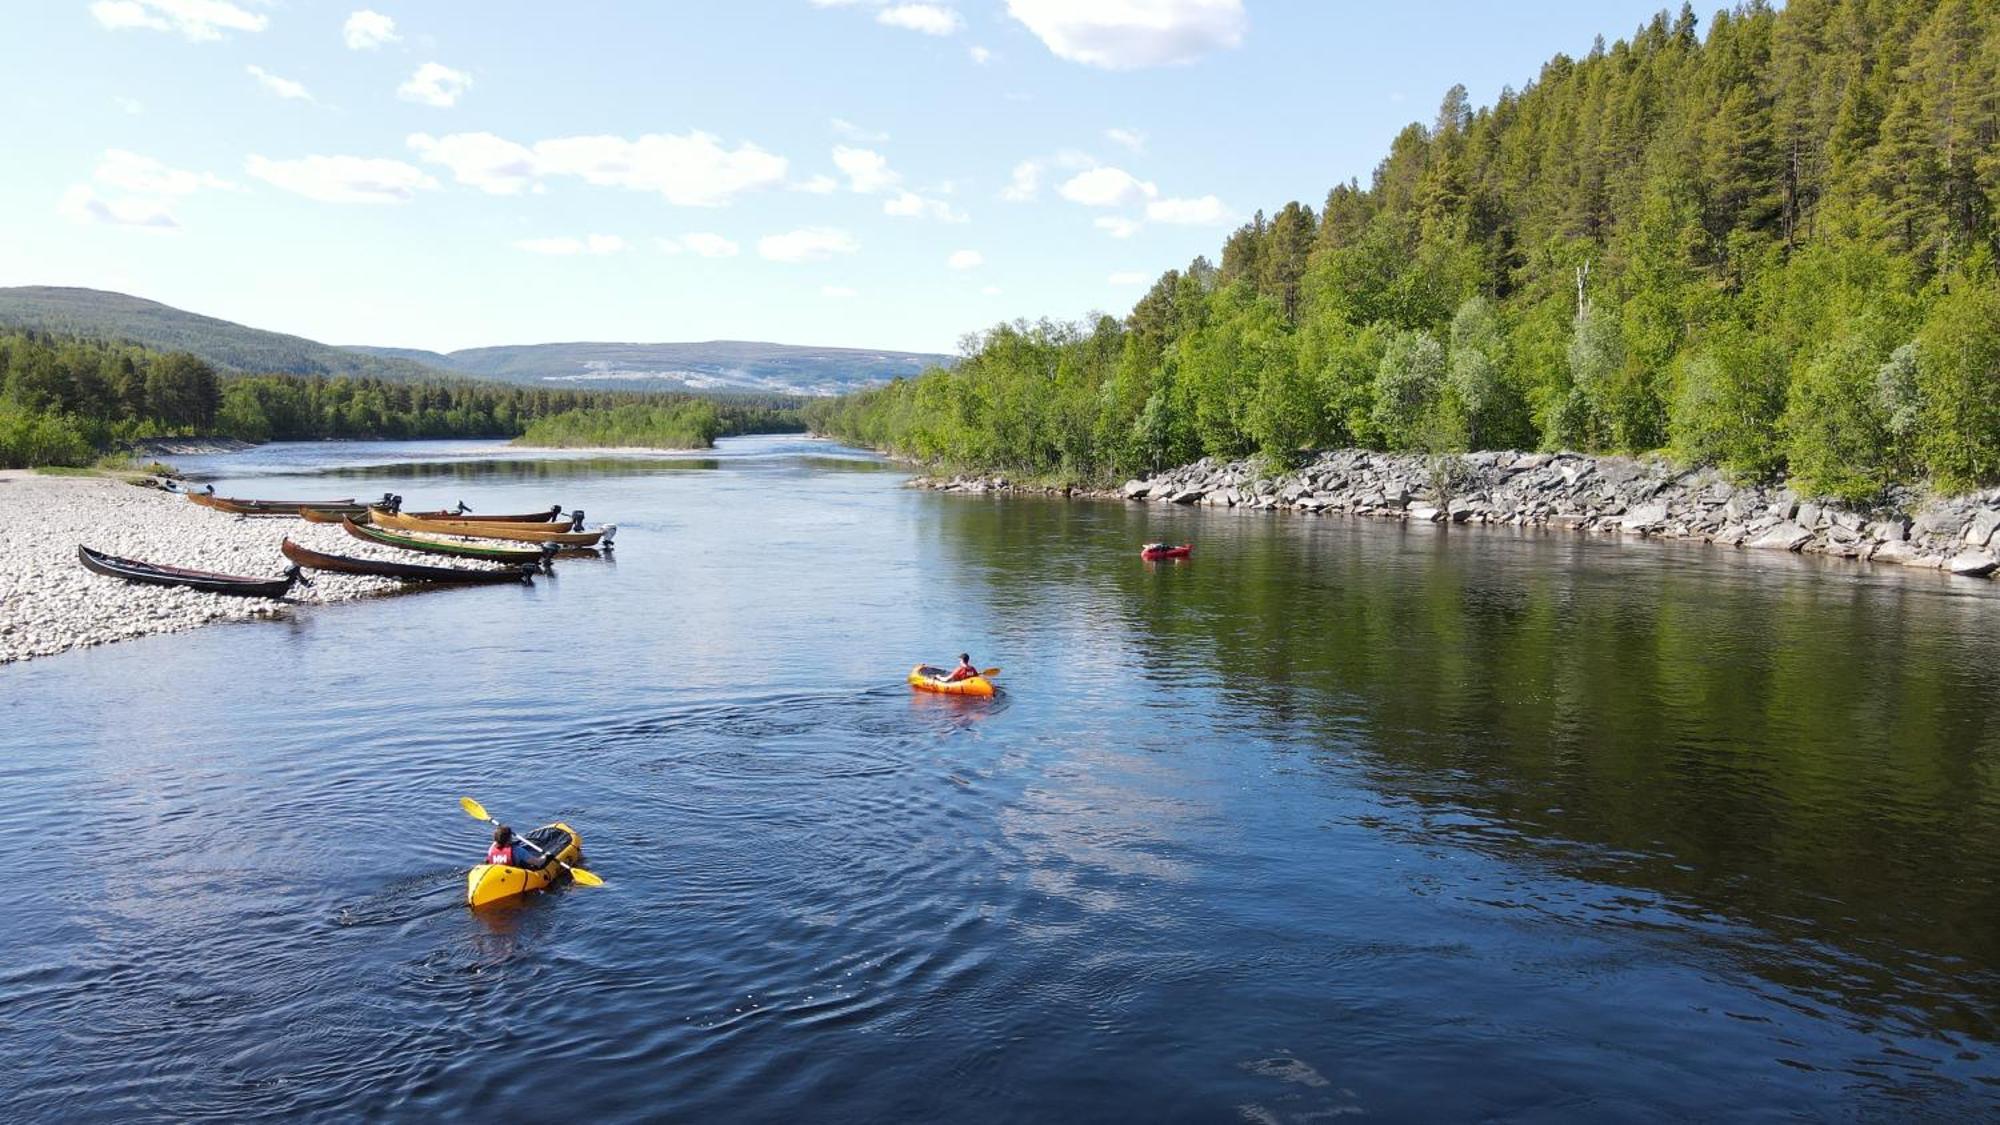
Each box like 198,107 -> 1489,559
792,174 -> 839,194
113,96 -> 145,115
516,235 -> 626,256
758,227 -> 859,263
884,190 -> 966,222
1007,0 -> 1246,69
968,45 -> 993,64
1094,215 -> 1143,238
532,132 -> 788,206
95,149 -> 234,195
1109,270 -> 1151,285
342,10 -> 398,50
246,65 -> 313,102
1146,194 -> 1232,225
832,146 -> 899,194
246,154 -> 438,204
981,284 -> 1001,295
407,132 -> 537,195
398,62 -> 473,108
877,4 -> 962,35
59,149 -> 233,232
831,117 -> 889,143
821,285 -> 859,298
59,186 -> 178,231
1105,128 -> 1145,152
1059,166 -> 1157,207
1000,160 -> 1041,201
90,0 -> 266,41
659,232 -> 741,258
947,249 -> 984,270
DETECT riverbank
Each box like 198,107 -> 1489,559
915,449 -> 2000,580
0,472 -> 434,664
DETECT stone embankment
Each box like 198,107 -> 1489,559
918,449 -> 2000,580
1,472 -> 455,664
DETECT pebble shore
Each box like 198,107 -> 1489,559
916,449 -> 2000,581
0,472 -> 518,665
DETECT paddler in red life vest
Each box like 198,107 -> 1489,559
944,654 -> 979,683
487,825 -> 517,866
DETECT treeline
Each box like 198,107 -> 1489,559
0,330 -> 803,467
810,0 -> 2000,502
515,399 -> 803,449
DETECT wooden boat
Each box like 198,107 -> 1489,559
370,508 -> 615,547
301,506 -> 370,525
188,488 -> 386,518
281,538 -> 537,584
342,517 -> 556,566
78,544 -> 305,599
404,503 -> 568,523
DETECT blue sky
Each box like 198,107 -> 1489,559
1,1 -> 1685,354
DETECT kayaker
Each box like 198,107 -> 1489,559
487,825 -> 517,866
944,654 -> 979,682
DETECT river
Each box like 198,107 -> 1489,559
2,435 -> 1995,1121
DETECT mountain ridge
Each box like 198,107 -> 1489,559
0,286 -> 949,396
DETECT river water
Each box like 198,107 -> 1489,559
3,436 -> 1995,1121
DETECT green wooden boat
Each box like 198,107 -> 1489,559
341,516 -> 556,567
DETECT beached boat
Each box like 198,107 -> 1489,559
187,488 -> 386,518
404,503 -> 569,523
342,516 -> 556,566
370,508 -> 614,547
280,538 -> 537,583
301,507 -> 370,525
77,545 -> 305,598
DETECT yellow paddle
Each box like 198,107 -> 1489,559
981,667 -> 1001,677
459,796 -> 605,887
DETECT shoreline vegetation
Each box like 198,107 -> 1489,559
809,1 -> 2000,509
0,329 -> 805,468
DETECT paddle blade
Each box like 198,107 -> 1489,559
459,796 -> 490,821
981,667 -> 1001,677
569,865 -> 605,887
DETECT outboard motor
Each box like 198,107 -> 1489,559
568,509 -> 586,531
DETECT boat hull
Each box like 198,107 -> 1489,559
281,538 -> 536,583
1141,544 -> 1193,560
467,823 -> 582,907
406,505 -> 566,523
909,664 -> 996,697
77,545 -> 302,598
371,509 -> 614,546
342,517 -> 555,565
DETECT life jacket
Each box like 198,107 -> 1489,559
946,665 -> 977,682
486,844 -> 514,865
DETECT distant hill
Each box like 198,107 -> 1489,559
0,286 -> 950,396
342,340 -> 952,396
0,286 -> 446,381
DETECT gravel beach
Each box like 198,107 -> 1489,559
0,472 -> 527,665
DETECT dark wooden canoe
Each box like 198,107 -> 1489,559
78,545 -> 305,598
341,516 -> 555,566
403,503 -> 568,523
281,538 -> 536,584
190,494 -> 372,518
301,506 -> 372,524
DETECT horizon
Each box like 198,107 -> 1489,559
5,1 -> 1679,353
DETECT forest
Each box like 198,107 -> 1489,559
0,330 -> 802,467
808,0 -> 2000,503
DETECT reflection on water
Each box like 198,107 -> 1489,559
2,435 -> 1996,1121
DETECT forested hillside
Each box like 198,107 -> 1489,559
346,340 -> 953,396
810,0 -> 2000,502
0,330 -> 799,467
0,287 -> 445,381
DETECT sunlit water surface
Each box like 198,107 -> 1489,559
3,436 -> 1995,1121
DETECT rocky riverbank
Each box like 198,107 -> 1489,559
0,472 -> 489,665
916,449 -> 2000,580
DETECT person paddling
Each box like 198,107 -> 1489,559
943,653 -> 979,683
487,825 -> 517,866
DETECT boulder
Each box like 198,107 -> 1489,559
1871,539 -> 1922,565
1964,508 -> 2000,547
1408,506 -> 1444,522
1122,479 -> 1151,499
1168,488 -> 1206,505
1747,522 -> 1814,551
1946,550 -> 1998,578
1619,502 -> 1670,530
